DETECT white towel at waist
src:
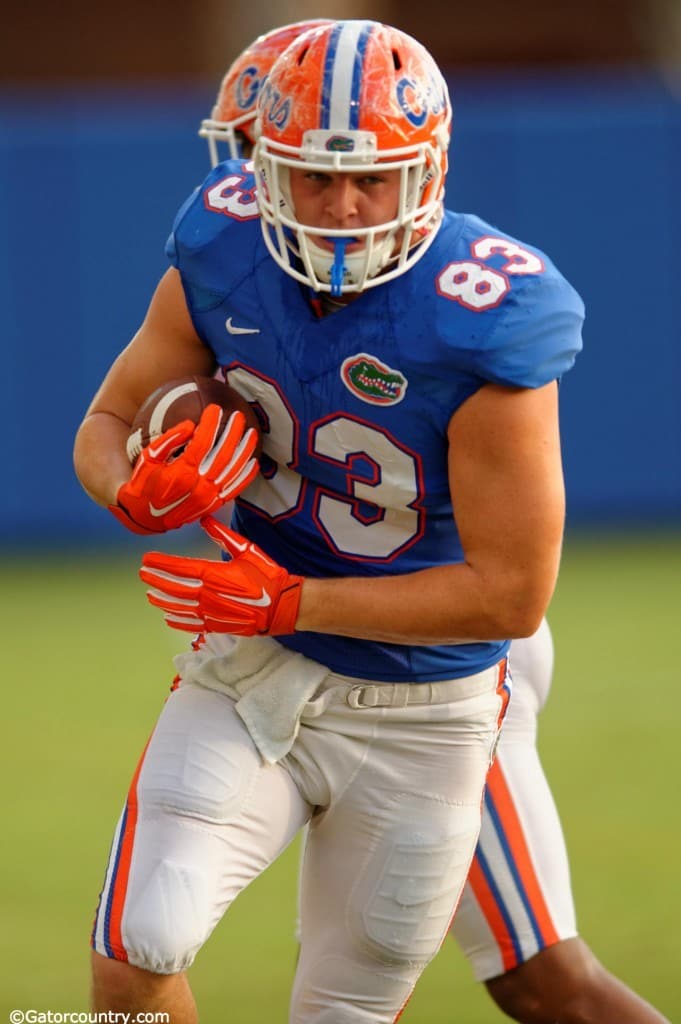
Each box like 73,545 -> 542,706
174,633 -> 329,764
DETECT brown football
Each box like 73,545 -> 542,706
126,375 -> 262,463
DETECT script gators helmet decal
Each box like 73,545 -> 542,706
341,354 -> 408,406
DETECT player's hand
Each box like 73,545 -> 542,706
109,405 -> 259,535
139,515 -> 304,636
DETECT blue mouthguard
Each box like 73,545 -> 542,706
328,238 -> 355,297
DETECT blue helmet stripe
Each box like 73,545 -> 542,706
320,21 -> 375,132
320,23 -> 343,130
349,24 -> 372,130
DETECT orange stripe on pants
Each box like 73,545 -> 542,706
485,757 -> 560,948
106,734 -> 153,959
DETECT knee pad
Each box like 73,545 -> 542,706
121,856 -> 214,974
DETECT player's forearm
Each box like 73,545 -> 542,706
73,412 -> 132,507
295,558 -> 557,644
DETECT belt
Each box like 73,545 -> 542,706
347,681 -> 454,708
303,661 -> 505,717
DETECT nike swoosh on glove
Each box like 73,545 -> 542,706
139,515 -> 304,636
110,405 -> 259,535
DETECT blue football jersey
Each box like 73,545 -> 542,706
167,159 -> 584,682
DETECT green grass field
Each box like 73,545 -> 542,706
2,530 -> 679,1021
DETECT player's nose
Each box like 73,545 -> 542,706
324,175 -> 360,223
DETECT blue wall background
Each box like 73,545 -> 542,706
1,71 -> 679,544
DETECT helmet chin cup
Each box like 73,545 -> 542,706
304,233 -> 395,295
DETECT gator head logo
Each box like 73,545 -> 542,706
341,354 -> 408,406
326,135 -> 355,152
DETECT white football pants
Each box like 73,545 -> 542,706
92,636 -> 509,1023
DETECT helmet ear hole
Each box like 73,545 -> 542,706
392,49 -> 402,70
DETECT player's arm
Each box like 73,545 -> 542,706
296,380 -> 565,641
74,268 -> 258,535
73,267 -> 215,509
141,381 -> 564,641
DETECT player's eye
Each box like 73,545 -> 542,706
304,171 -> 332,184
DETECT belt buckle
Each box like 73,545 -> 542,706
347,685 -> 379,709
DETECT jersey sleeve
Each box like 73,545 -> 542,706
450,272 -> 584,389
165,185 -> 200,270
165,180 -> 228,313
164,161 -> 262,314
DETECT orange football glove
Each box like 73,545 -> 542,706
139,515 -> 303,636
109,405 -> 259,535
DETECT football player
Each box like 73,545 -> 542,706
198,20 -> 332,167
191,25 -> 669,1024
73,21 -> 662,1023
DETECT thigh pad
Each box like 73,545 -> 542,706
347,795 -> 481,967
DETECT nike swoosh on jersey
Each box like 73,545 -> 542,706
219,588 -> 271,607
225,317 -> 260,335
148,494 -> 190,517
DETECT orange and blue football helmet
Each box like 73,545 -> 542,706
254,20 -> 452,294
199,20 -> 332,166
